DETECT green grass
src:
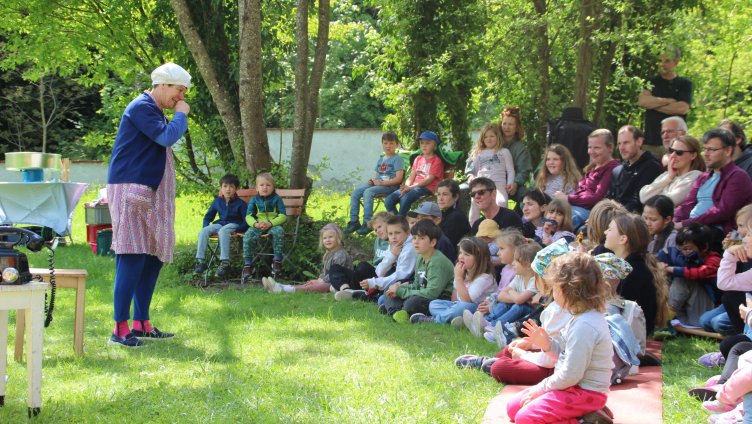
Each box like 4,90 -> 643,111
0,188 -> 727,422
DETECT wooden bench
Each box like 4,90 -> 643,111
15,268 -> 87,360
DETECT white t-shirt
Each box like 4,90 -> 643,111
459,273 -> 497,303
508,274 -> 537,294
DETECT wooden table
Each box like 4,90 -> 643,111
0,282 -> 49,416
15,268 -> 87,359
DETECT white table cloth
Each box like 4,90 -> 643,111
0,182 -> 88,236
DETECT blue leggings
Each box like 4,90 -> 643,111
113,254 -> 163,322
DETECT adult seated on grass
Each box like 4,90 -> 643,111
606,125 -> 663,213
435,179 -> 471,246
674,128 -> 752,240
468,177 -> 523,236
639,136 -> 705,207
553,129 -> 620,230
107,62 -> 192,347
344,131 -> 404,236
383,219 -> 454,323
720,119 -> 752,180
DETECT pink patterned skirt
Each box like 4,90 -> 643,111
106,149 -> 176,263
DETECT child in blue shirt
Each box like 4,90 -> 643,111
345,131 -> 405,236
194,174 -> 248,277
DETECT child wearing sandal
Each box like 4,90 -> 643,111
262,223 -> 351,293
507,252 -> 614,424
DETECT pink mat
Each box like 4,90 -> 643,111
482,341 -> 663,424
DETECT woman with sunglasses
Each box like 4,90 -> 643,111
639,136 -> 705,206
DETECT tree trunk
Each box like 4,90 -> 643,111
302,0 -> 330,168
592,40 -> 617,126
289,0 -> 310,189
171,0 -> 246,166
532,0 -> 551,154
290,0 -> 331,189
573,0 -> 600,115
239,0 -> 273,176
39,78 -> 47,153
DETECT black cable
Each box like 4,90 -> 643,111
44,249 -> 56,327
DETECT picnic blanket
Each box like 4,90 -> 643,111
481,340 -> 663,424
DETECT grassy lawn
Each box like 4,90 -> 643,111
0,189 -> 726,422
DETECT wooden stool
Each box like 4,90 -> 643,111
15,268 -> 87,360
0,282 -> 49,416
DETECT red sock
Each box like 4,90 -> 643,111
133,320 -> 154,332
114,321 -> 130,338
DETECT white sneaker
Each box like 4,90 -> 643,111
329,285 -> 336,293
261,277 -> 272,291
335,290 -> 353,301
450,316 -> 464,329
462,309 -> 474,332
264,277 -> 282,293
471,311 -> 485,338
494,321 -> 508,350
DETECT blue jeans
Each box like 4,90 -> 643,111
699,305 -> 735,334
744,393 -> 752,424
428,300 -> 478,324
384,187 -> 432,216
349,183 -> 398,224
570,205 -> 591,230
486,302 -> 533,327
196,223 -> 240,261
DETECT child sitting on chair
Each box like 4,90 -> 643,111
345,131 -> 405,235
194,173 -> 248,278
241,173 -> 287,283
384,131 -> 445,216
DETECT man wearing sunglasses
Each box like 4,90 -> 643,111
468,177 -> 523,236
606,125 -> 663,213
674,128 -> 752,238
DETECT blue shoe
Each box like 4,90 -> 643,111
132,327 -> 175,340
108,333 -> 144,348
455,354 -> 489,370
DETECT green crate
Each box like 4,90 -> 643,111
96,229 -> 114,256
85,204 -> 111,225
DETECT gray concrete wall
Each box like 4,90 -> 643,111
1,128 -> 480,190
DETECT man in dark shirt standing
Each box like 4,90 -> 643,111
637,47 -> 693,161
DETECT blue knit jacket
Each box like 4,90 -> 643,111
202,196 -> 248,232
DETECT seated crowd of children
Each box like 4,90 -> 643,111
193,113 -> 752,423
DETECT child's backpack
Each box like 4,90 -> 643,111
606,313 -> 641,385
606,298 -> 646,385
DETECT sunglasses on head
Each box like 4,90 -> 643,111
668,147 -> 694,156
470,188 -> 491,198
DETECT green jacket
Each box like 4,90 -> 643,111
506,139 -> 533,187
396,250 -> 454,300
246,192 -> 287,227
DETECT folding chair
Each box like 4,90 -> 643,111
203,189 -> 256,286
249,188 -> 305,281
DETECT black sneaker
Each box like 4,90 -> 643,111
454,354 -> 489,370
480,357 -> 498,375
378,304 -> 388,315
241,265 -> 252,284
409,313 -> 434,324
215,261 -> 230,278
344,221 -> 360,234
272,260 -> 282,276
108,333 -> 144,348
353,290 -> 378,303
132,327 -> 175,340
355,224 -> 371,235
194,261 -> 207,274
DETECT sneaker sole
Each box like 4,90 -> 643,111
335,291 -> 353,301
471,311 -> 485,338
107,339 -> 144,348
450,316 -> 465,329
494,321 -> 507,349
688,387 -> 718,401
463,310 -> 473,332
